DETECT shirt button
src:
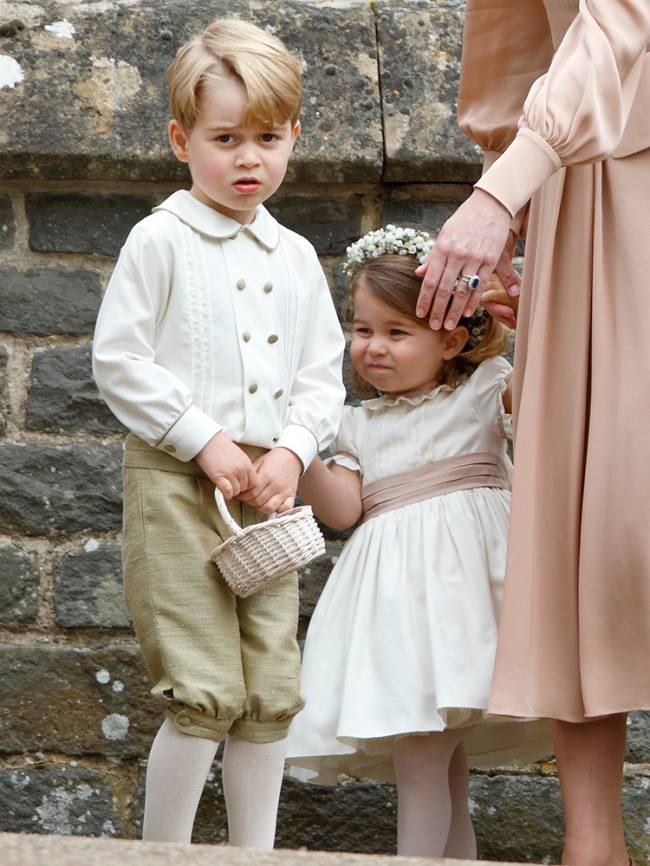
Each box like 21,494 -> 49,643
263,282 -> 273,294
242,331 -> 251,342
267,334 -> 279,344
273,389 -> 284,399
177,715 -> 191,728
236,278 -> 246,291
164,445 -> 176,454
248,383 -> 258,394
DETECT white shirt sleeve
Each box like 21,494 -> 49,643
275,250 -> 346,471
92,222 -> 222,461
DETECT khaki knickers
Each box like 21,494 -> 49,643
121,435 -> 303,743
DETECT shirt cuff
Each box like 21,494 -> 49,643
474,128 -> 561,218
275,424 -> 319,474
157,405 -> 223,462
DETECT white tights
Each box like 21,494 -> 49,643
393,731 -> 477,859
142,717 -> 287,849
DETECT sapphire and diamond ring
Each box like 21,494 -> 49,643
454,273 -> 481,291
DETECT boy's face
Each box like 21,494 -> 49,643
169,75 -> 300,224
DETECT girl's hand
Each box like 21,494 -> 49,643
415,188 -> 515,331
481,276 -> 519,330
238,447 -> 302,514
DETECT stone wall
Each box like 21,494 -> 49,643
0,1 -> 648,862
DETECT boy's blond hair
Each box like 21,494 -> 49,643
168,18 -> 302,131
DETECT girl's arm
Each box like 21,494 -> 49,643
298,457 -> 363,531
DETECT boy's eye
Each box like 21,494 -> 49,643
261,132 -> 277,143
215,134 -> 236,144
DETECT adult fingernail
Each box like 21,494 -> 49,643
445,319 -> 455,330
431,319 -> 440,329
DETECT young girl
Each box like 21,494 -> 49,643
285,226 -> 550,859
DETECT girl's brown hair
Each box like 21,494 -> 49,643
346,254 -> 510,399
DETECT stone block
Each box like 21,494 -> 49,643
0,1 -> 382,183
0,268 -> 102,336
381,199 -> 465,236
267,195 -> 364,256
0,544 -> 39,626
27,193 -> 158,257
54,547 -> 130,629
0,343 -> 7,435
26,344 -> 126,435
627,711 -> 650,763
0,194 -> 16,250
0,763 -> 122,837
0,644 -> 158,757
0,443 -> 122,535
377,1 -> 483,182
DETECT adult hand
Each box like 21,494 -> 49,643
195,432 -> 257,499
415,188 -> 515,330
238,447 -> 302,515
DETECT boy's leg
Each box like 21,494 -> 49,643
224,499 -> 303,848
143,718 -> 219,842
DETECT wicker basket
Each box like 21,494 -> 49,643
210,489 -> 325,598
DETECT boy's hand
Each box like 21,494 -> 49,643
239,448 -> 302,514
481,274 -> 519,330
195,432 -> 257,500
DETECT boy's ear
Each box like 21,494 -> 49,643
289,119 -> 301,150
441,325 -> 470,360
169,119 -> 190,163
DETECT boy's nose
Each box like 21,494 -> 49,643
236,147 -> 261,168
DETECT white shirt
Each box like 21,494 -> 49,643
92,190 -> 346,468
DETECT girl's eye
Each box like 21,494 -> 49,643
354,327 -> 372,336
389,328 -> 408,336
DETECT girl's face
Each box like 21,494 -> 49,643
351,281 -> 467,396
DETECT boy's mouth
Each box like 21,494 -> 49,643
233,178 -> 261,194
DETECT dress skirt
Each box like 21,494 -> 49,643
489,147 -> 650,722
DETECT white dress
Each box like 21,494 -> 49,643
286,357 -> 551,784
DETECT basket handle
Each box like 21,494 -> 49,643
213,488 -> 244,537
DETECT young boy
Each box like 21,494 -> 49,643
92,19 -> 345,848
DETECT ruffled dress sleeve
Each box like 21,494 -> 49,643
459,0 -> 650,218
469,356 -> 513,440
324,405 -> 364,474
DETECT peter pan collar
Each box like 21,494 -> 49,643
153,190 -> 280,251
361,383 -> 453,412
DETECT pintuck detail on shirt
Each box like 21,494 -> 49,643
92,190 -> 345,468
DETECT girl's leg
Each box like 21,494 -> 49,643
393,730 -> 465,858
444,742 -> 478,860
143,717 -> 219,842
553,714 -> 629,866
221,734 -> 288,849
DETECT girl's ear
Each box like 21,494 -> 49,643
169,120 -> 190,163
441,326 -> 469,360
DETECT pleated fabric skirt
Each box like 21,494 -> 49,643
489,148 -> 650,722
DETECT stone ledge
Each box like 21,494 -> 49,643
0,832 -> 529,866
0,1 -> 382,182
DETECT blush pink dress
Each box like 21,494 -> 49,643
458,0 -> 650,722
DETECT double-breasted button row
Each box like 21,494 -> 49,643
240,332 -> 279,344
235,279 -> 274,293
245,385 -> 284,398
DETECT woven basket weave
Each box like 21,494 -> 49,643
210,489 -> 325,598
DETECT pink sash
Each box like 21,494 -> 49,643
361,452 -> 509,523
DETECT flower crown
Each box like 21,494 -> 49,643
343,225 -> 491,350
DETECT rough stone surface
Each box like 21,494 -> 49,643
377,1 -> 482,182
268,194 -> 364,256
0,343 -> 7,435
54,547 -> 130,629
0,268 -> 102,336
626,711 -> 650,763
0,1 -> 382,182
0,193 -> 16,249
0,764 -> 122,837
26,344 -> 126,435
0,544 -> 39,626
0,443 -> 122,535
0,644 -> 158,757
27,193 -> 158,257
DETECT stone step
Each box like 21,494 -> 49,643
1,833 -> 531,866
